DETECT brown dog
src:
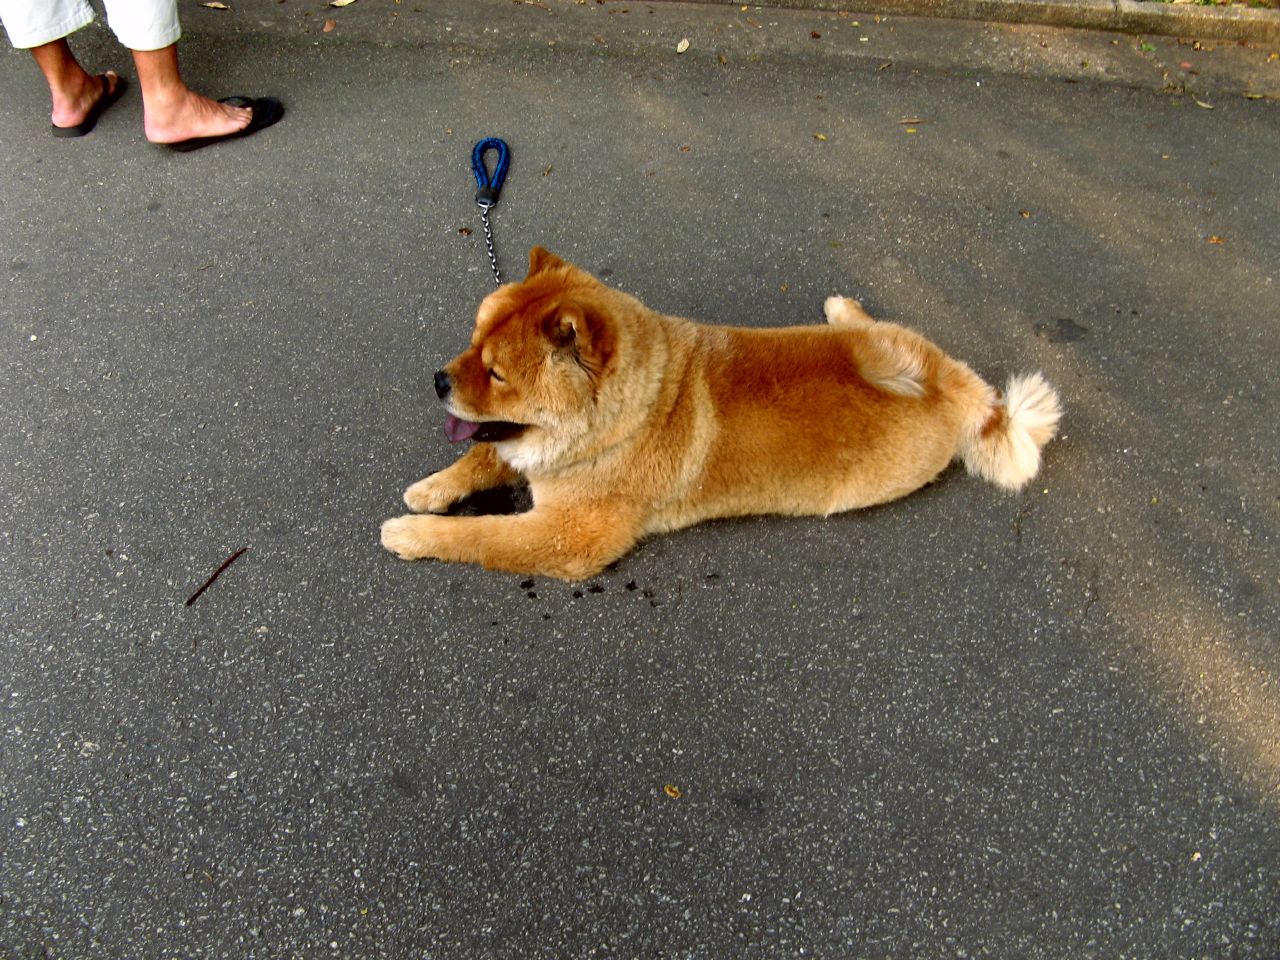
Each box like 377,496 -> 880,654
381,248 -> 1062,579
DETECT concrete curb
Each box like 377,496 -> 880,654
678,0 -> 1280,42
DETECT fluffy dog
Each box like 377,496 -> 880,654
381,248 -> 1062,579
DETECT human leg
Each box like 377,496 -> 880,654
1,0 -> 124,132
30,38 -> 123,131
94,0 -> 251,143
130,44 -> 252,144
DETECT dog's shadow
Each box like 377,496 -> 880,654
449,484 -> 533,516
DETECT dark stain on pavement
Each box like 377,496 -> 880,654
1035,317 -> 1089,342
387,769 -> 420,799
726,786 -> 772,816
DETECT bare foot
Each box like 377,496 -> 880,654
143,89 -> 252,145
51,71 -> 120,130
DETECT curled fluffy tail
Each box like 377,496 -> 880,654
960,372 -> 1062,491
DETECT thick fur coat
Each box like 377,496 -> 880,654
381,248 -> 1062,579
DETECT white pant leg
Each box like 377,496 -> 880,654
0,0 -> 179,51
0,0 -> 95,49
101,0 -> 180,51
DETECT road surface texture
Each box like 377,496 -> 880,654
2,1 -> 1277,957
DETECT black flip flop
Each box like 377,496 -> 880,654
164,97 -> 285,153
51,73 -> 127,138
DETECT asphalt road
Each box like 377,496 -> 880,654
2,1 -> 1278,957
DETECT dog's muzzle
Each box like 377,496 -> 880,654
434,371 -> 452,400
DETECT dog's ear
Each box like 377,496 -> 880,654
545,302 -> 615,378
527,246 -> 567,278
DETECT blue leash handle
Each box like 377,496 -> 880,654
471,137 -> 510,208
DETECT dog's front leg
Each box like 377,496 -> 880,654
403,443 -> 521,514
380,501 -> 642,580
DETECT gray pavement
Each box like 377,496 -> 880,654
691,0 -> 1280,44
2,1 -> 1278,957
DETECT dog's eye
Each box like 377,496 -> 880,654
488,368 -> 505,383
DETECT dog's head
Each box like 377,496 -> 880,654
434,247 -> 620,467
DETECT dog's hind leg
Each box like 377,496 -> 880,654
824,296 -> 930,397
824,295 -> 876,329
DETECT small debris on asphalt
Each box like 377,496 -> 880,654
185,547 -> 248,607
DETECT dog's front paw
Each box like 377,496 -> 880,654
404,472 -> 464,513
380,514 -> 438,560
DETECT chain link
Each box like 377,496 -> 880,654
479,202 -> 502,286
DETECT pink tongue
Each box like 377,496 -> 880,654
444,414 -> 480,443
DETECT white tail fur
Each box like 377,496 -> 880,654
960,372 -> 1062,491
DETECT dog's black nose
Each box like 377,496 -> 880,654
433,371 -> 452,400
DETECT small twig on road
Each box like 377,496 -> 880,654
186,547 -> 248,606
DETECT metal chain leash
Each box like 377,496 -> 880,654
471,138 -> 510,288
478,201 -> 501,286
